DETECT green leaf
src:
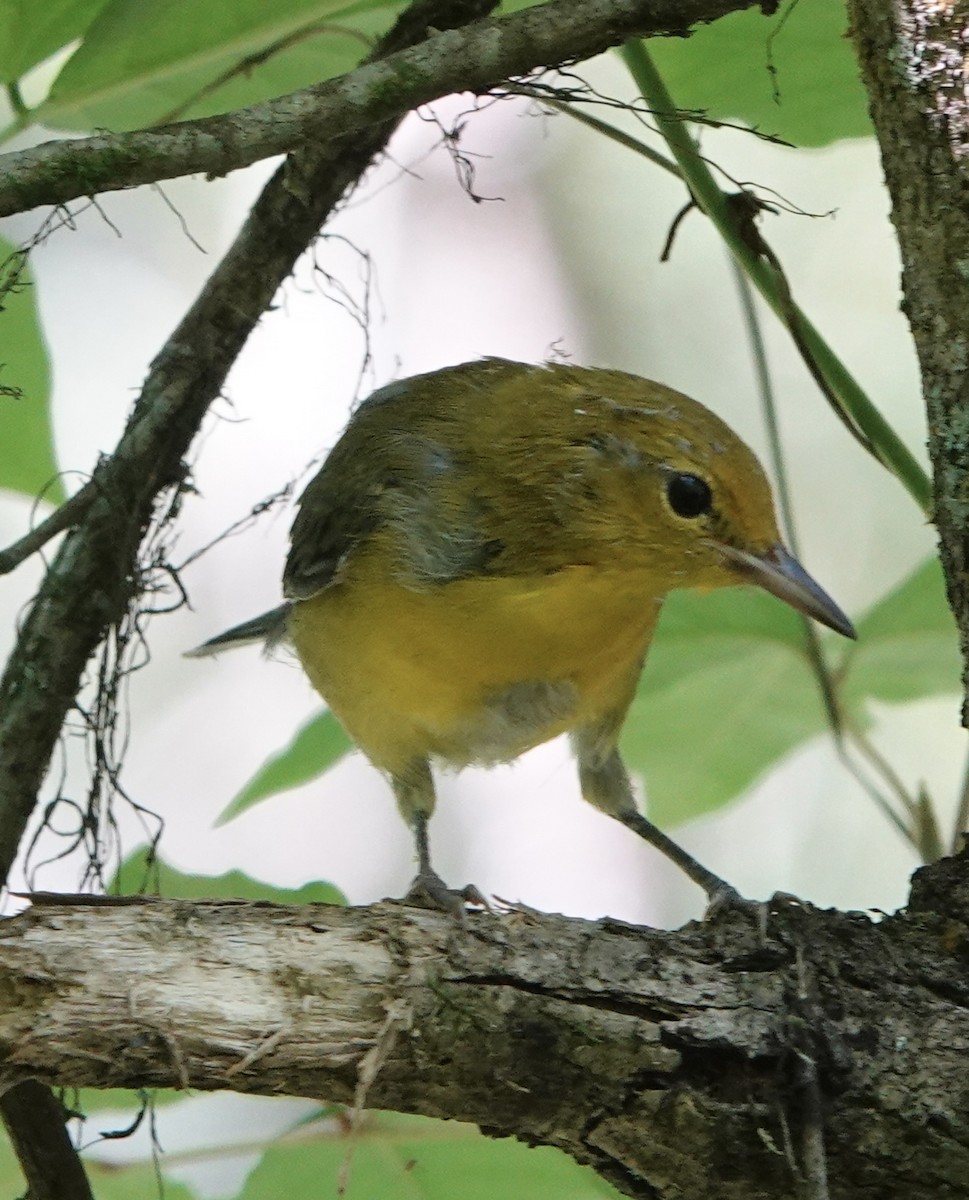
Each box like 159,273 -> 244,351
216,708 -> 353,827
241,1111 -> 620,1200
36,0 -> 401,132
625,556 -> 960,830
73,1086 -> 182,1112
87,1162 -> 196,1200
0,1119 -> 197,1200
622,586 -> 830,827
842,557 -> 961,709
0,1121 -> 34,1195
644,0 -> 871,147
0,0 -> 111,83
111,848 -> 347,905
0,241 -> 63,503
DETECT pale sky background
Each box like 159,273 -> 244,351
0,50 -> 963,1194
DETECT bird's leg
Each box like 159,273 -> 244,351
573,731 -> 744,913
614,808 -> 741,911
408,809 -> 460,911
392,760 -> 486,916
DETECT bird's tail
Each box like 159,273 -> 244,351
184,603 -> 292,658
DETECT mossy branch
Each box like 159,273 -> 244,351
0,0 -> 765,219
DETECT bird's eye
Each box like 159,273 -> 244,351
666,473 -> 713,519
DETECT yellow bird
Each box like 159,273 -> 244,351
190,358 -> 854,910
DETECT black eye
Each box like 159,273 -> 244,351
666,473 -> 713,519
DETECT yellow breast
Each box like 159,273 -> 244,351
288,534 -> 663,777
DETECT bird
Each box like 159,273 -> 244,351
189,358 -> 855,912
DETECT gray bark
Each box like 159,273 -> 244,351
2,878 -> 969,1200
848,0 -> 969,718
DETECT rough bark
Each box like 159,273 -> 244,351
847,0 -> 969,718
0,0 -> 765,219
2,880 -> 968,1200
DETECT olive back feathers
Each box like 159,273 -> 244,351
284,358 -> 779,601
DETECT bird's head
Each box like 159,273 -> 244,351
553,367 -> 855,638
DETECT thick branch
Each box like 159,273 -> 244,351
2,894 -> 968,1200
0,0 -> 764,219
847,1 -> 969,717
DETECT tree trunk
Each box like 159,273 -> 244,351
848,0 -> 969,718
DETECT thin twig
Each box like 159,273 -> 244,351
731,260 -> 846,733
515,87 -> 682,175
847,724 -> 919,821
731,260 -> 932,855
156,21 -> 375,126
0,480 -> 98,576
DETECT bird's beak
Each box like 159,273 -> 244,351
717,542 -> 856,639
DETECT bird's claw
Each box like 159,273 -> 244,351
404,871 -> 490,919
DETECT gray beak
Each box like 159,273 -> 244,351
718,543 -> 856,639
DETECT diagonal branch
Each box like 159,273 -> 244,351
0,480 -> 97,576
2,893 -> 968,1200
0,2 -> 500,1190
0,0 -> 764,219
0,0 -> 497,884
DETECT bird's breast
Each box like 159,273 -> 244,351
289,546 -> 664,774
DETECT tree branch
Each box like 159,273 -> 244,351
2,891 -> 969,1200
846,1 -> 969,718
0,0 -> 499,883
0,2 -> 499,1193
0,0 -> 765,219
0,480 -> 97,576
0,1083 -> 92,1200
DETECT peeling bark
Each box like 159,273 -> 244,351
2,883 -> 969,1200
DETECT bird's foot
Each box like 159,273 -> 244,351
492,895 -> 544,923
704,885 -> 789,950
404,870 -> 490,919
703,880 -> 754,917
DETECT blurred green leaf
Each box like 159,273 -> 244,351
624,585 -> 828,828
112,847 -> 347,905
0,240 -> 63,503
0,1121 -> 198,1200
217,708 -> 352,827
628,556 -> 959,829
36,0 -> 401,132
74,1086 -> 181,1112
0,0 -> 110,83
241,1111 -> 619,1200
0,1123 -> 30,1196
841,557 -> 961,709
86,1162 -> 196,1200
644,0 -> 871,147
